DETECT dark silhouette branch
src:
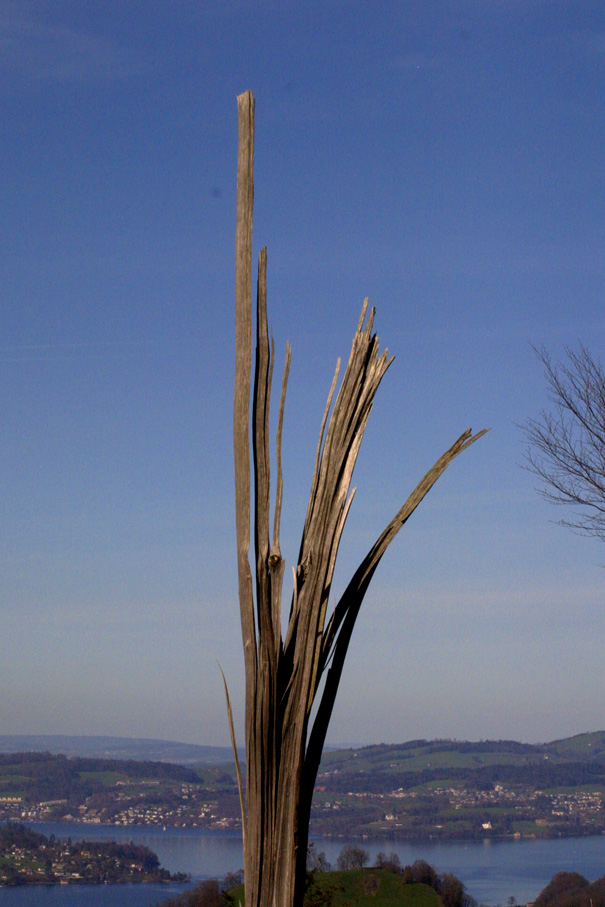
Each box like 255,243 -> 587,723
524,344 -> 605,538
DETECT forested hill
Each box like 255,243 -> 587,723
0,751 -> 201,802
319,732 -> 605,782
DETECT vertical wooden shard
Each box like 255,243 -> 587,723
233,88 -> 256,899
231,89 -> 487,907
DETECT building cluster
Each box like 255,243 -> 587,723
310,781 -> 605,838
0,829 -> 186,887
0,782 -> 242,831
443,783 -> 603,823
1,777 -> 604,841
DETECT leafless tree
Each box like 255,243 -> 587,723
230,90 -> 486,907
374,851 -> 402,873
336,845 -> 369,871
524,344 -> 605,539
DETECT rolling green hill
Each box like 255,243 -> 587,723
318,733 -> 605,781
182,871 -> 444,907
307,870 -> 442,907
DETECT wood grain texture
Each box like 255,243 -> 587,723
232,90 -> 487,907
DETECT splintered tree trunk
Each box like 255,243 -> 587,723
232,90 -> 486,907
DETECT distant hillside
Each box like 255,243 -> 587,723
320,732 -> 605,775
545,732 -> 605,762
0,735 -> 242,765
2,731 -> 604,769
1,732 -> 604,839
312,732 -> 605,839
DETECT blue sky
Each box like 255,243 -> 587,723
1,1 -> 604,747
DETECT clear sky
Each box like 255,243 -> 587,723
1,1 -> 604,749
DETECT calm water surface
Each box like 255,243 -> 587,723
1,823 -> 604,907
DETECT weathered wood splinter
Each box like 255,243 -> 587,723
231,89 -> 487,907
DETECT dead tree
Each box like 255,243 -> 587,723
231,90 -> 486,907
524,344 -> 605,540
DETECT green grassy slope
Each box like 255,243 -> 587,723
228,872 -> 441,907
545,733 -> 605,762
314,870 -> 442,907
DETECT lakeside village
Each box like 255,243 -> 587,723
2,738 -> 605,842
0,823 -> 188,887
1,779 -> 604,841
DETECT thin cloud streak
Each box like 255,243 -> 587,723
0,9 -> 141,91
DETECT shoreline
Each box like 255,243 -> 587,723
22,818 -> 605,845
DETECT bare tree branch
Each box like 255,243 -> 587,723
523,344 -> 605,538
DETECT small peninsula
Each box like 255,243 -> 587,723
0,822 -> 188,887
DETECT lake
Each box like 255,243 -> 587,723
1,823 -> 605,907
